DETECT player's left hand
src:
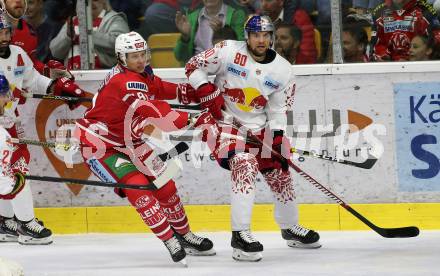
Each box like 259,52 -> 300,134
51,77 -> 85,110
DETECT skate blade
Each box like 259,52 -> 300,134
0,234 -> 18,242
179,258 -> 188,268
185,247 -> 216,256
18,235 -> 53,245
286,240 -> 322,249
232,248 -> 262,262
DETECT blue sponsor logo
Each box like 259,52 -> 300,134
226,63 -> 249,79
384,20 -> 413,33
263,76 -> 280,90
86,158 -> 116,183
126,81 -> 148,92
14,67 -> 24,76
394,82 -> 440,191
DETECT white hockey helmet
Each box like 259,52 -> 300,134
115,32 -> 150,67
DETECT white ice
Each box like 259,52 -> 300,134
1,231 -> 439,276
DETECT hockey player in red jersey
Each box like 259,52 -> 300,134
0,9 -> 86,245
75,31 -> 217,265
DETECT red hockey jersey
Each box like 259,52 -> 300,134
76,65 -> 188,148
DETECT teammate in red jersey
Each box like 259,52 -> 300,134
75,31 -> 217,265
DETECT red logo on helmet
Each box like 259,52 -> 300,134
226,88 -> 245,104
249,95 -> 267,110
134,42 -> 144,49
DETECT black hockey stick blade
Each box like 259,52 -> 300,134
335,154 -> 378,169
343,205 -> 420,238
157,142 -> 189,161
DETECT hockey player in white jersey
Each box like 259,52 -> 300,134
0,10 -> 85,245
185,15 -> 321,261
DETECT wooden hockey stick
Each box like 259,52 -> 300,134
234,120 -> 419,238
29,94 -> 202,110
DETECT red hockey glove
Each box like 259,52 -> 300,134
51,77 -> 85,110
196,82 -> 224,120
191,109 -> 220,142
177,83 -> 198,104
44,60 -> 74,79
271,130 -> 290,171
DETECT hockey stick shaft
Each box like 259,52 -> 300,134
25,175 -> 157,190
234,120 -> 419,238
290,148 -> 378,169
8,138 -> 76,151
25,142 -> 189,190
29,94 -> 202,110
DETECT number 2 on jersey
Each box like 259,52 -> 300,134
234,53 -> 247,66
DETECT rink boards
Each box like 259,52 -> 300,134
15,62 -> 440,232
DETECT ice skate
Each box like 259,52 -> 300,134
231,230 -> 263,262
163,235 -> 188,267
281,225 -> 321,249
175,231 -> 216,256
17,218 -> 53,245
0,217 -> 18,242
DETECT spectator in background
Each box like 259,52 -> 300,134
409,34 -> 436,60
275,22 -> 302,64
234,0 -> 261,14
174,0 -> 246,64
2,0 -> 38,58
137,0 -> 194,40
50,0 -> 129,69
212,25 -> 237,44
260,0 -> 317,64
342,23 -> 369,62
109,0 -> 150,30
371,0 -> 440,61
352,0 -> 382,14
25,0 -> 64,63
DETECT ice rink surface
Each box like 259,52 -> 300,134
1,231 -> 439,276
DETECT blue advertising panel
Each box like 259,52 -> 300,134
394,82 -> 440,192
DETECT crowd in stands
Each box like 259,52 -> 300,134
9,0 -> 440,69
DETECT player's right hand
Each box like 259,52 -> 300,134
196,82 -> 224,120
191,109 -> 220,142
177,83 -> 197,104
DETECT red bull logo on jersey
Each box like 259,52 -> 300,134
225,87 -> 267,112
126,81 -> 148,92
226,63 -> 249,79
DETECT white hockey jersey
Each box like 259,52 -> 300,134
0,126 -> 15,196
186,40 -> 296,131
0,45 -> 52,129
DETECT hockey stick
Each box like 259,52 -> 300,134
289,148 -> 378,169
9,138 -> 77,151
11,137 -> 189,163
25,175 -> 158,190
234,120 -> 419,238
29,94 -> 202,110
25,142 -> 189,190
